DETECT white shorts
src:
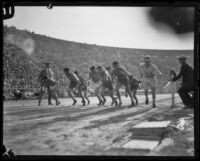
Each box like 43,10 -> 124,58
143,78 -> 157,90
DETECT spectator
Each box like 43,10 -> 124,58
171,55 -> 194,108
38,62 -> 60,106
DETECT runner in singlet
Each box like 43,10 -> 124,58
129,76 -> 140,105
138,55 -> 162,108
64,68 -> 85,106
74,71 -> 90,105
88,66 -> 104,105
106,66 -> 117,96
97,66 -> 118,106
111,61 -> 135,107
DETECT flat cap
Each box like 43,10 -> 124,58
112,61 -> 119,65
90,66 -> 95,70
44,61 -> 51,64
97,65 -> 102,69
177,55 -> 187,60
106,66 -> 111,70
63,67 -> 69,72
144,55 -> 151,59
74,71 -> 78,74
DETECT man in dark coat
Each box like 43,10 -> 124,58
171,55 -> 194,108
38,62 -> 60,106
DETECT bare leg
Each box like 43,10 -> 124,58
125,88 -> 128,97
51,84 -> 60,105
108,90 -> 118,106
77,86 -> 85,106
151,87 -> 156,107
125,85 -> 134,107
116,81 -> 122,106
100,87 -> 106,105
144,89 -> 149,104
133,90 -> 138,105
83,89 -> 90,105
95,86 -> 103,105
68,88 -> 77,105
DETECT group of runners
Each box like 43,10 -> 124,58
38,55 -> 165,108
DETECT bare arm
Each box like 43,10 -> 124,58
88,72 -> 91,81
138,65 -> 143,79
72,73 -> 81,83
153,65 -> 162,76
121,67 -> 131,77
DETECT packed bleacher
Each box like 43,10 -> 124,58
3,25 -> 193,100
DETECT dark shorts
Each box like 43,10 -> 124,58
102,80 -> 113,90
78,84 -> 87,91
118,76 -> 129,86
69,81 -> 77,89
130,81 -> 139,91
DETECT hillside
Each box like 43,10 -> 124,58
3,25 -> 194,95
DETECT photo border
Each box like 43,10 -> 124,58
1,0 -> 199,160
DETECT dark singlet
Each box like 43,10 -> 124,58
77,75 -> 86,85
112,67 -> 129,84
130,77 -> 139,90
89,71 -> 100,83
75,75 -> 87,90
66,73 -> 79,89
67,73 -> 78,82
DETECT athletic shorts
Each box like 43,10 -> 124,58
117,76 -> 129,86
78,84 -> 87,91
143,78 -> 157,90
102,80 -> 113,91
69,81 -> 78,89
130,81 -> 139,91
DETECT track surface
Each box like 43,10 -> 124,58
3,94 -> 182,155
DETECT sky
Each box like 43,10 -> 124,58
4,6 -> 194,50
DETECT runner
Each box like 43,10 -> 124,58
74,71 -> 90,105
129,76 -> 140,105
38,62 -> 60,106
138,55 -> 162,108
96,66 -> 118,106
63,68 -> 86,106
88,66 -> 104,105
111,61 -> 135,107
106,66 -> 117,96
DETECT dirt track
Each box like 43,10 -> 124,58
4,94 -> 191,156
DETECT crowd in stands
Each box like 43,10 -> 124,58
3,26 -> 193,100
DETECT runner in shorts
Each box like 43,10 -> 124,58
97,66 -> 118,106
106,66 -> 117,95
88,66 -> 104,105
64,68 -> 86,106
111,61 -> 135,107
74,71 -> 90,105
125,76 -> 140,105
138,55 -> 162,108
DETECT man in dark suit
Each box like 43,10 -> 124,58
171,55 -> 194,108
38,62 -> 60,106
